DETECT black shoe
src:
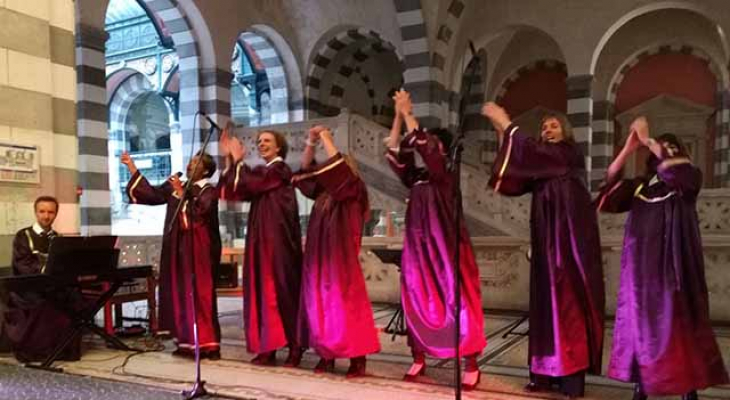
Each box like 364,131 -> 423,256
346,356 -> 366,378
632,384 -> 647,400
284,347 -> 303,368
524,382 -> 551,393
682,391 -> 698,400
314,357 -> 335,374
202,349 -> 221,360
251,351 -> 276,366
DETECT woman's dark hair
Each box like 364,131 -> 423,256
645,133 -> 688,177
429,127 -> 453,151
257,130 -> 289,160
195,151 -> 217,178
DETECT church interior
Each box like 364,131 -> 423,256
1,0 -> 730,399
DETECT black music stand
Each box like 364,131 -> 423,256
25,236 -> 145,372
45,236 -> 118,275
370,248 -> 407,340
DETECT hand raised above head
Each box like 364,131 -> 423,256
481,102 -> 511,132
168,172 -> 184,194
630,116 -> 650,144
120,151 -> 138,174
120,151 -> 133,166
229,136 -> 246,162
308,125 -> 328,142
393,89 -> 413,116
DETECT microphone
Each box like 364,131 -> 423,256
174,171 -> 183,178
200,112 -> 222,132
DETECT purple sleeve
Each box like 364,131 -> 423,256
386,137 -> 421,188
489,124 -> 577,196
228,161 -> 291,201
293,162 -> 324,199
126,171 -> 172,205
410,128 -> 449,182
596,178 -> 642,213
307,153 -> 362,201
657,158 -> 702,198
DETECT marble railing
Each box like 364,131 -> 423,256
118,234 -> 730,322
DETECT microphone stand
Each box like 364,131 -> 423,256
448,45 -> 481,400
167,113 -> 217,399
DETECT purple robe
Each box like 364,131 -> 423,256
294,153 -> 380,359
127,172 -> 221,351
386,129 -> 486,358
488,124 -> 605,377
597,157 -> 729,395
220,159 -> 305,354
4,227 -> 81,362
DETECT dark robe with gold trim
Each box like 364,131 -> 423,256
219,159 -> 305,354
386,129 -> 486,358
597,158 -> 728,395
488,124 -> 605,377
4,227 -> 81,362
294,153 -> 380,359
127,172 -> 221,351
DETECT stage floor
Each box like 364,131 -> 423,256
1,298 -> 729,399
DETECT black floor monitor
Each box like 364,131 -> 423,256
45,236 -> 119,276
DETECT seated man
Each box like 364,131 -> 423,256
4,196 -> 81,362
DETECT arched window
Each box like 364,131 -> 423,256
231,42 -> 271,126
106,0 -> 180,234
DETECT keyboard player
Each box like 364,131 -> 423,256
4,196 -> 81,362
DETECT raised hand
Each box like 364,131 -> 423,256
393,89 -> 413,116
120,151 -> 138,175
229,136 -> 246,163
308,125 -> 328,143
220,122 -> 234,157
168,173 -> 184,197
319,127 -> 333,143
481,102 -> 511,133
630,116 -> 650,145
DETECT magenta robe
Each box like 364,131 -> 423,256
488,124 -> 605,377
386,128 -> 486,358
597,158 -> 729,395
220,159 -> 305,353
127,172 -> 221,351
294,153 -> 380,359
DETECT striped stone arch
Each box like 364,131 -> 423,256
107,70 -> 155,140
238,31 -> 291,124
304,27 -> 402,118
77,0 -> 211,234
393,0 -> 442,127
595,44 -> 730,187
325,40 -> 402,125
432,0 -> 467,83
488,59 -> 568,165
494,59 -> 568,104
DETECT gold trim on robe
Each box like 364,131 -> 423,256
129,174 -> 144,204
494,125 -> 519,193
